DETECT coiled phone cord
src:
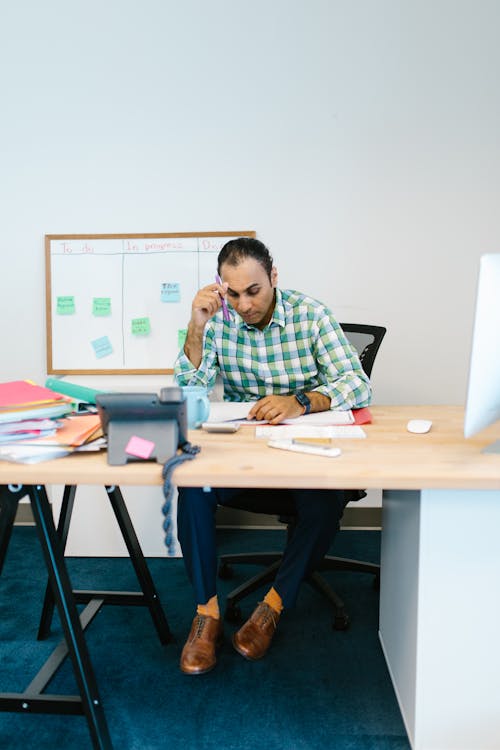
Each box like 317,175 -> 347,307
161,442 -> 200,555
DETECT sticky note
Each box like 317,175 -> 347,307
91,335 -> 113,359
131,317 -> 151,335
177,328 -> 187,349
92,297 -> 111,316
161,282 -> 181,303
125,435 -> 155,459
57,296 -> 76,315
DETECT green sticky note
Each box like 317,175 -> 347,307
92,297 -> 111,316
56,296 -> 75,315
131,317 -> 151,336
178,328 -> 187,349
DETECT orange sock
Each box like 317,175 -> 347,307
264,586 -> 283,615
197,595 -> 220,620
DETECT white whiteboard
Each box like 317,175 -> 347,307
45,232 -> 255,373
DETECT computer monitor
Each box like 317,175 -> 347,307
464,253 -> 500,452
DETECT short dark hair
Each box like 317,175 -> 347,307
217,237 -> 273,279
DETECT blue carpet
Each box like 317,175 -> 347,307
0,526 -> 410,750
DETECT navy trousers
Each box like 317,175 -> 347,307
177,487 -> 347,610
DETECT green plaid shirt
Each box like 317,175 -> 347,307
174,288 -> 372,410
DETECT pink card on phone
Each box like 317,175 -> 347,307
125,435 -> 155,459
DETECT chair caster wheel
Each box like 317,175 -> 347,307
224,604 -> 243,623
333,613 -> 350,631
218,562 -> 234,580
373,573 -> 380,591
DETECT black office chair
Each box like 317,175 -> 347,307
218,323 -> 387,630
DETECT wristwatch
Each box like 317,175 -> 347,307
294,391 -> 311,415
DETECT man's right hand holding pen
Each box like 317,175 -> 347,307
183,278 -> 229,369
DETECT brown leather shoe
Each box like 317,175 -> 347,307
180,614 -> 223,675
232,602 -> 280,661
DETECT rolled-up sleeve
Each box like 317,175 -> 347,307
312,315 -> 372,410
173,324 -> 220,391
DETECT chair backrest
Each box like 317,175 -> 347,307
339,323 -> 387,378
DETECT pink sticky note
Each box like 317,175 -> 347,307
125,435 -> 155,459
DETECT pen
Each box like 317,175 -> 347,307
292,439 -> 332,449
215,273 -> 231,322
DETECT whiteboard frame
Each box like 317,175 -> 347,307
45,231 -> 256,375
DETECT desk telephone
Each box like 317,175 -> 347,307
96,387 -> 191,465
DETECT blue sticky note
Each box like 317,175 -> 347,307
161,282 -> 181,303
91,335 -> 113,359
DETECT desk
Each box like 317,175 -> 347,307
1,405 -> 500,750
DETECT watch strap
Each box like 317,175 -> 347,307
295,391 -> 311,414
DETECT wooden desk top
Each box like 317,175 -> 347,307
0,406 -> 499,491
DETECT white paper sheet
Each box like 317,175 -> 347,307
206,401 -> 354,426
255,425 -> 366,439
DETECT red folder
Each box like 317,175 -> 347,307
352,407 -> 372,425
0,380 -> 69,409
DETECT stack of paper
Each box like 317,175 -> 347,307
0,418 -> 59,443
0,380 -> 75,422
19,414 -> 103,447
0,381 -> 104,463
0,414 -> 104,464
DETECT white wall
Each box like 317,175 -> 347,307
1,0 -> 499,406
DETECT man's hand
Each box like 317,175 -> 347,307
247,395 -> 304,425
184,281 -> 228,368
190,281 -> 228,330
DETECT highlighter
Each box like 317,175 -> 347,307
215,273 -> 231,322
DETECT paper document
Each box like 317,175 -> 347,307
206,401 -> 354,426
207,402 -> 255,422
0,444 -> 71,464
0,419 -> 60,433
282,411 -> 354,425
16,415 -> 102,447
0,403 -> 74,424
0,413 -> 103,463
73,437 -> 107,452
256,425 -> 366,440
0,429 -> 56,444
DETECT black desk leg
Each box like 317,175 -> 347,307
0,485 -> 25,575
38,484 -> 172,645
38,484 -> 77,639
105,485 -> 172,644
28,484 -> 112,750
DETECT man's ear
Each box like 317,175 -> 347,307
270,266 -> 278,288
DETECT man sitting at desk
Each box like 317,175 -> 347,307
174,237 -> 371,675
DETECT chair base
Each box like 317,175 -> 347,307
218,551 -> 380,631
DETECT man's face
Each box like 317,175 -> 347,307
220,257 -> 277,329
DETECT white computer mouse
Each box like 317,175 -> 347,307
407,419 -> 432,434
